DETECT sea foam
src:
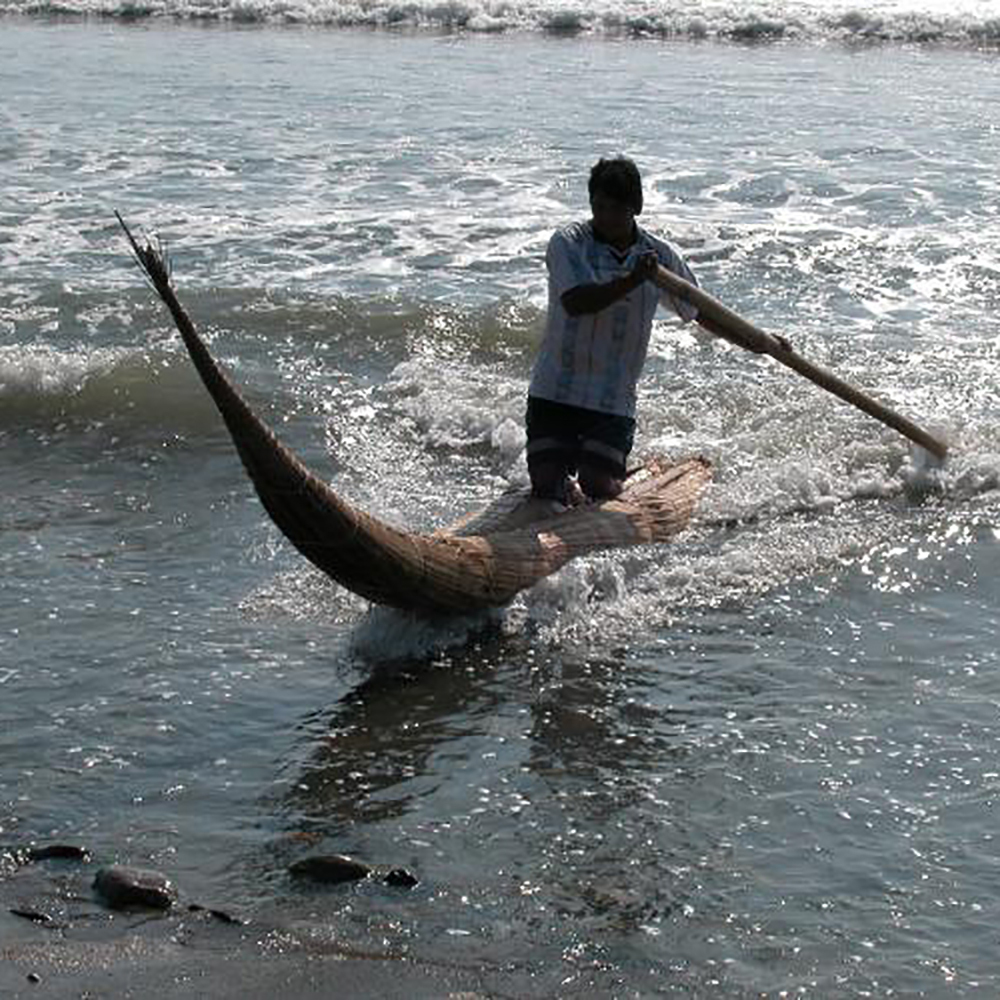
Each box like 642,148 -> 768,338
1,0 -> 999,45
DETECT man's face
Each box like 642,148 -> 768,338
590,191 -> 636,247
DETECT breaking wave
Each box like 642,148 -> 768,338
2,0 -> 999,46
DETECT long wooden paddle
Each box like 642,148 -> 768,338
655,265 -> 948,461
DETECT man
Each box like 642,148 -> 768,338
526,155 -> 760,503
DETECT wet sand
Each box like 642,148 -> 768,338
1,913 -> 512,999
0,859 -> 517,1000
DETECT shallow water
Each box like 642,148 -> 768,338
2,15 -> 1000,995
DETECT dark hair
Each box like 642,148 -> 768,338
588,156 -> 643,215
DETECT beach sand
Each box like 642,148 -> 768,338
0,862 -> 514,1000
1,916 -> 510,999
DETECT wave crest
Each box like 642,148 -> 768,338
3,0 -> 1000,46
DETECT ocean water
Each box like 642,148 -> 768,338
2,5 -> 1000,994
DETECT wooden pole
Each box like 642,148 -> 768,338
655,266 -> 948,461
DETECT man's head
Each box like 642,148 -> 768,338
589,156 -> 643,214
588,156 -> 643,247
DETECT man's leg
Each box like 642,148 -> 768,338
528,457 -> 573,502
578,411 -> 634,500
577,462 -> 623,499
525,396 -> 579,502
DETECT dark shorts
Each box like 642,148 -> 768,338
525,396 -> 636,478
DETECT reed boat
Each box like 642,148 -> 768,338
119,216 -> 712,616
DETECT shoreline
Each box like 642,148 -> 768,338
1,912 -> 513,1000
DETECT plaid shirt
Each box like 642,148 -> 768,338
529,221 -> 698,417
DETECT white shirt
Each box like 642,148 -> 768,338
528,221 -> 699,418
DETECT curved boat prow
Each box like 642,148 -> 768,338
118,215 -> 711,615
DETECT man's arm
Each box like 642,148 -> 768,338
696,314 -> 766,353
696,314 -> 793,354
560,251 -> 659,317
651,263 -> 793,355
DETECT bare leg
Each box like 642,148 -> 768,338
565,478 -> 587,507
529,459 -> 572,502
578,462 -> 623,500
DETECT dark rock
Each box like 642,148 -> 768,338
10,908 -> 56,925
27,972 -> 42,984
288,855 -> 372,885
93,865 -> 177,910
383,868 -> 419,889
26,844 -> 90,863
187,903 -> 244,925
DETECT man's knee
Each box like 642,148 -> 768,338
529,459 -> 571,501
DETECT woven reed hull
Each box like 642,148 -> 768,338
121,221 -> 712,615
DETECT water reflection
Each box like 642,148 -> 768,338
275,611 -> 781,946
280,641 -> 507,832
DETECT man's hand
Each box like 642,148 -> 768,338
561,251 -> 661,316
630,250 -> 659,285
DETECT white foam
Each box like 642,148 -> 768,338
0,343 -> 118,397
3,0 -> 999,43
349,604 -> 500,662
384,357 -> 527,470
